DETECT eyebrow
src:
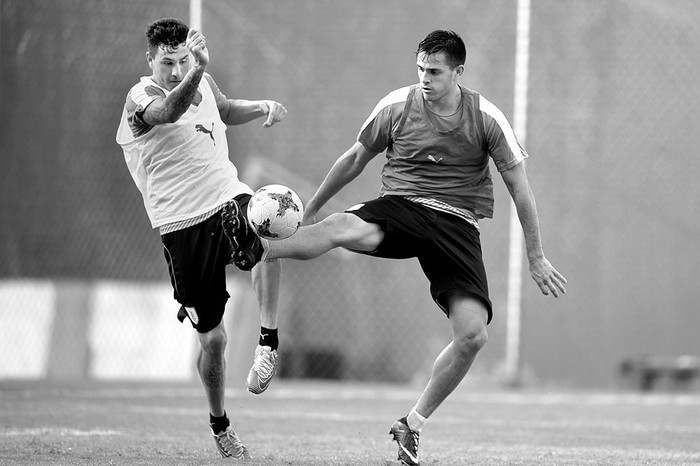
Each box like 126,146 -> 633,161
160,54 -> 189,62
417,63 -> 441,71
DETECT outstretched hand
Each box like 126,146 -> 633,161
186,29 -> 209,67
529,257 -> 567,297
260,101 -> 288,127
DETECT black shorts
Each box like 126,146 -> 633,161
161,194 -> 252,333
347,196 -> 492,323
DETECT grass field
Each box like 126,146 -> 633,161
1,379 -> 699,465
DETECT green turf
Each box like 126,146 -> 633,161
1,379 -> 699,465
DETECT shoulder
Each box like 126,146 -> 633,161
128,77 -> 166,107
363,85 -> 414,124
202,72 -> 216,91
377,85 -> 414,108
201,72 -> 226,102
477,94 -> 510,127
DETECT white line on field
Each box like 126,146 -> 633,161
2,428 -> 123,437
8,383 -> 700,407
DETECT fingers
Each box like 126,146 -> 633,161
542,276 -> 567,298
532,262 -> 567,298
186,28 -> 207,55
262,101 -> 288,127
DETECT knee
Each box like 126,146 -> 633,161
199,325 -> 227,354
454,324 -> 488,356
323,213 -> 383,251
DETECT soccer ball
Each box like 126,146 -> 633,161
247,184 -> 304,240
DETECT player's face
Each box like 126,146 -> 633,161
148,43 -> 192,91
416,51 -> 462,103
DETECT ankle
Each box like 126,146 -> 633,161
406,408 -> 427,433
209,411 -> 230,434
259,327 -> 279,350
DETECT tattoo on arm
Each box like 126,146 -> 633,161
159,66 -> 205,122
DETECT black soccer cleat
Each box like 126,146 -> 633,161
221,199 -> 263,271
390,417 -> 420,466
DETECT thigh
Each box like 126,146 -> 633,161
345,196 -> 437,259
418,213 -> 493,323
444,291 -> 490,338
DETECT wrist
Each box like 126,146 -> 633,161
190,63 -> 206,75
527,249 -> 545,263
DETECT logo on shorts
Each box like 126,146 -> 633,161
427,154 -> 443,164
184,306 -> 199,325
346,203 -> 365,212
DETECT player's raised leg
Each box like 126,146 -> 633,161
225,210 -> 384,269
267,212 -> 384,261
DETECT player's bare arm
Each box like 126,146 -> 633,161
303,142 -> 379,223
143,29 -> 208,125
501,162 -> 568,297
215,94 -> 288,127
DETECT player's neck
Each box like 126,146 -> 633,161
424,86 -> 462,116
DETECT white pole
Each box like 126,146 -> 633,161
190,0 -> 202,30
504,0 -> 531,387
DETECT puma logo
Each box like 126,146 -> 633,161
428,155 -> 443,164
195,123 -> 216,145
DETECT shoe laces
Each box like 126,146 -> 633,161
252,347 -> 277,378
216,427 -> 246,457
395,421 -> 419,451
408,429 -> 420,450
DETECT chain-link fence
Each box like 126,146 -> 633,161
2,0 -> 699,388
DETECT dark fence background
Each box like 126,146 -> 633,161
2,0 -> 699,388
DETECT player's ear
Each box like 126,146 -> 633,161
455,64 -> 464,77
146,51 -> 154,70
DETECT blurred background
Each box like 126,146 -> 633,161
1,0 -> 699,390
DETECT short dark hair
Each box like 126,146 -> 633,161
416,30 -> 466,69
146,17 -> 189,55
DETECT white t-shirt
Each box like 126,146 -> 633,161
116,74 -> 252,228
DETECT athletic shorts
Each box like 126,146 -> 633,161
346,196 -> 493,324
161,194 -> 252,333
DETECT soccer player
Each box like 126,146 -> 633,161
224,30 -> 567,465
116,17 -> 287,459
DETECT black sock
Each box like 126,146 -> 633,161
259,327 -> 279,350
209,411 -> 230,434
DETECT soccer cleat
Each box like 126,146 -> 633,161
246,345 -> 278,394
211,425 -> 252,459
390,417 -> 420,466
221,199 -> 263,271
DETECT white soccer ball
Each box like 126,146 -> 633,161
247,184 -> 304,240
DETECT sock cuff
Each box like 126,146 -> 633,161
407,407 -> 427,432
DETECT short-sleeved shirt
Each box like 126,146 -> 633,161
116,74 -> 252,228
357,84 -> 528,219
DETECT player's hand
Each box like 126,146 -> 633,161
186,29 -> 209,67
260,101 -> 288,127
529,257 -> 567,297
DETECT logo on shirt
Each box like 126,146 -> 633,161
195,122 -> 216,146
427,154 -> 443,164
